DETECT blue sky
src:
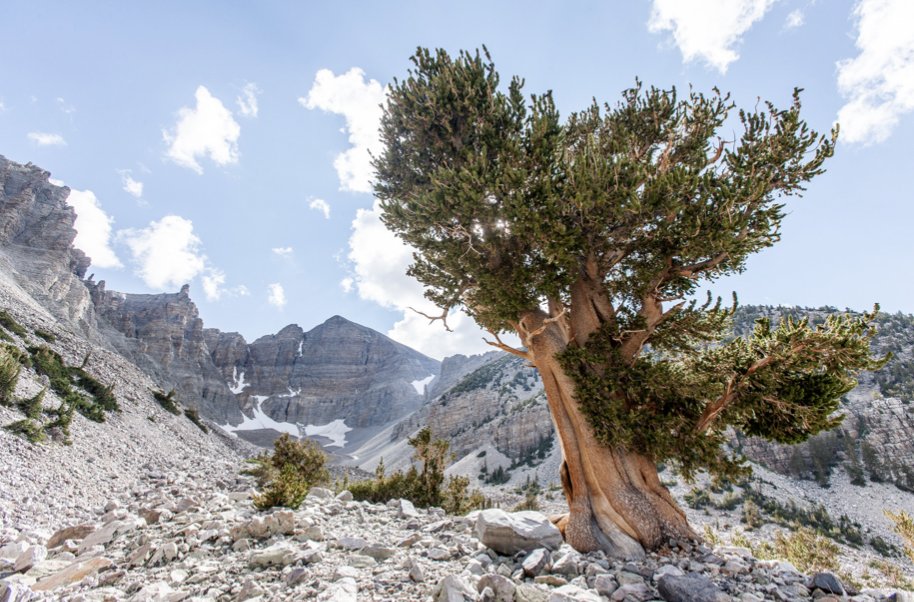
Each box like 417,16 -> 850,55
1,1 -> 912,358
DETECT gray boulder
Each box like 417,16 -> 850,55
475,510 -> 562,555
657,573 -> 730,602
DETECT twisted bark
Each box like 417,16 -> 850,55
518,306 -> 696,557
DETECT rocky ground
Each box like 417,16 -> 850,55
2,466 -> 914,602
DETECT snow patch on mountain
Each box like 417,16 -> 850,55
410,374 -> 435,395
304,419 -> 351,448
220,396 -> 300,437
229,367 -> 249,395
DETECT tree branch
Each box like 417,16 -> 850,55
483,330 -> 531,360
409,307 -> 453,332
695,343 -> 807,433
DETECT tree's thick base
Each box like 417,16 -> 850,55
524,312 -> 697,557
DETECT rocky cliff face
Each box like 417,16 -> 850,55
88,282 -> 244,425
88,279 -> 440,447
373,354 -> 555,480
0,156 -> 94,327
0,154 -> 441,452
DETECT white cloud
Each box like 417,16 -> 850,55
65,189 -> 122,269
647,0 -> 776,73
309,197 -> 331,219
272,246 -> 294,257
163,86 -> 240,174
300,68 -> 386,193
785,9 -> 805,29
343,200 -> 508,359
199,269 -> 248,301
236,82 -> 260,118
121,173 -> 144,198
56,97 -> 76,114
836,0 -> 914,145
201,269 -> 226,301
0,99 -> 6,112
119,215 -> 207,289
267,283 -> 286,309
27,132 -> 66,146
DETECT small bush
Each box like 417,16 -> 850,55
513,489 -> 540,512
4,418 -> 46,444
885,509 -> 914,563
741,499 -> 763,529
17,388 -> 46,420
152,389 -> 181,415
684,488 -> 712,510
0,345 -> 21,405
349,427 -> 487,515
184,408 -> 209,433
70,367 -> 118,414
247,433 -> 330,510
755,527 -> 840,574
33,329 -> 56,343
0,310 -> 27,338
870,535 -> 901,558
2,344 -> 31,368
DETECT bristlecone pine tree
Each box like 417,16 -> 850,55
374,47 -> 885,557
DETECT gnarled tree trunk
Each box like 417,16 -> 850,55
518,307 -> 696,558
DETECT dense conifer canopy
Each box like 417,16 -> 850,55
374,47 -> 884,478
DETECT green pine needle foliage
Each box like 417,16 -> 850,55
0,345 -> 21,405
0,310 -> 27,338
247,433 -> 330,510
183,408 -> 209,433
152,389 -> 181,415
373,47 -> 884,482
348,427 -> 487,514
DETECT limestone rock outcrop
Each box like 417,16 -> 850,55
0,156 -> 94,326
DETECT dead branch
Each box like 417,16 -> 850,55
483,330 -> 531,360
409,307 -> 453,332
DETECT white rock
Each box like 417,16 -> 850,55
398,499 -> 420,518
318,576 -> 358,602
0,542 -> 28,562
250,541 -> 298,567
549,584 -> 603,602
307,487 -> 334,500
13,545 -> 46,573
435,574 -> 478,602
474,510 -> 562,555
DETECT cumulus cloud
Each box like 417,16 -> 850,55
201,269 -> 226,301
267,283 -> 286,309
65,189 -> 122,269
0,99 -> 6,112
300,68 -> 386,193
121,173 -> 144,198
647,0 -> 776,73
272,246 -> 294,257
199,269 -> 249,301
27,132 -> 66,146
836,0 -> 914,144
163,86 -> 240,174
785,9 -> 805,29
236,82 -> 260,118
342,200 -> 505,359
120,215 -> 207,289
308,197 -> 331,219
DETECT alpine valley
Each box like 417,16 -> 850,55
2,154 -> 914,600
